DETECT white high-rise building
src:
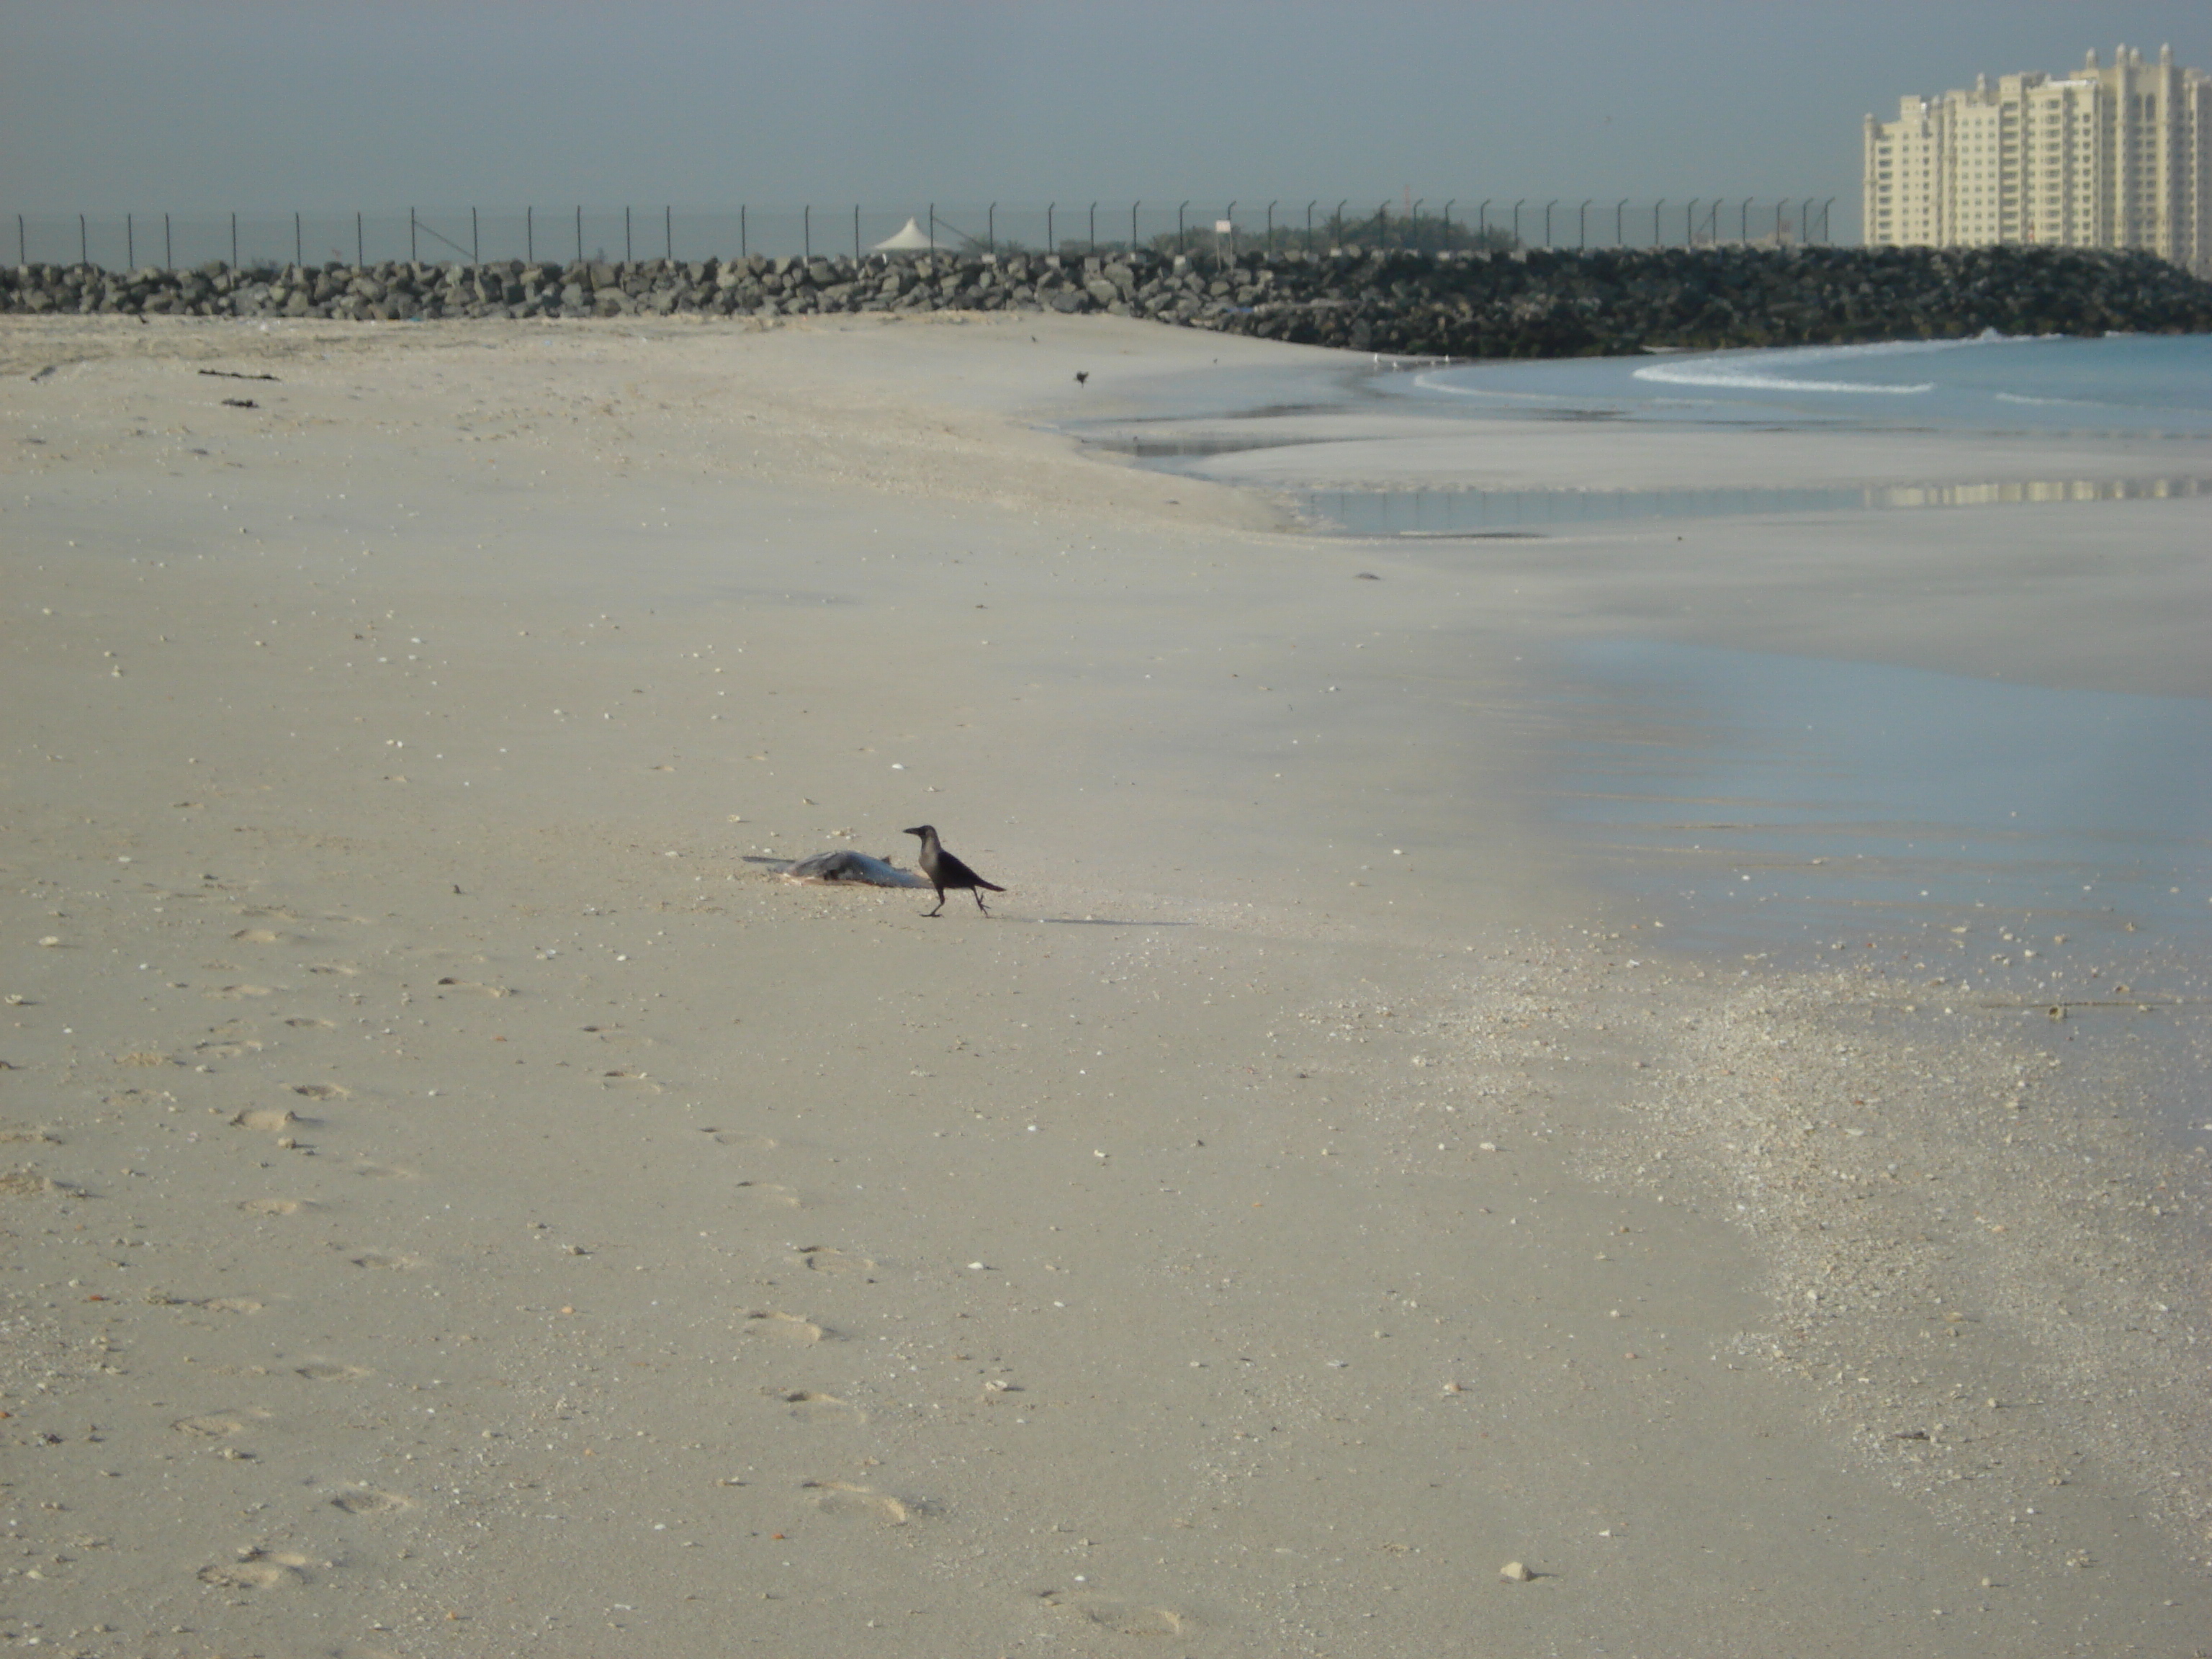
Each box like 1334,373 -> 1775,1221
1863,44 -> 2211,274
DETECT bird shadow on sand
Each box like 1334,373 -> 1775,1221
1033,917 -> 1195,928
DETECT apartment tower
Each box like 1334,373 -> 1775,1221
1863,45 -> 2211,274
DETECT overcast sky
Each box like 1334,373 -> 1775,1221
4,2 -> 2206,242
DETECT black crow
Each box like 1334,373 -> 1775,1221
903,824 -> 1004,917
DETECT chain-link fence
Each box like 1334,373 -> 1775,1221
6,199 -> 1838,272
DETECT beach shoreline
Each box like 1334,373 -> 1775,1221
4,310 -> 2207,1655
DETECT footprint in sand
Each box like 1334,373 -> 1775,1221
344,1250 -> 428,1271
800,1480 -> 911,1524
295,1361 -> 372,1382
745,1310 -> 831,1344
351,1160 -> 418,1180
735,1181 -> 804,1209
172,1413 -> 247,1438
197,1550 -> 310,1590
795,1246 -> 874,1277
305,963 -> 361,977
284,1017 -> 336,1030
330,1486 -> 412,1516
0,1169 -> 73,1200
230,928 -> 284,945
238,1198 -> 313,1216
433,976 -> 508,998
702,1128 -> 783,1151
117,1050 -> 176,1068
768,1388 -> 866,1424
0,1128 -> 59,1146
289,1082 -> 349,1100
206,984 -> 275,1001
197,1296 -> 265,1314
230,1108 -> 297,1133
1041,1591 -> 1189,1636
195,1039 -> 264,1058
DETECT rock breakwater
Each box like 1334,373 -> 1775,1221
6,244 -> 2209,356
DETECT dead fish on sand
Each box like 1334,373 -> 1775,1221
745,850 -> 926,889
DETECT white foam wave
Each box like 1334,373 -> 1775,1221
1632,364 -> 1933,395
1409,370 -> 1578,403
1628,335 -> 2009,396
1993,390 -> 2114,410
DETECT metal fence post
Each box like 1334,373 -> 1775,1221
1511,199 -> 1523,246
1653,201 -> 1663,247
1820,198 -> 1834,243
624,205 -> 632,263
575,206 -> 583,264
928,203 -> 935,252
1442,200 -> 1453,250
740,205 -> 747,260
167,213 -> 174,270
804,205 -> 811,260
853,204 -> 860,262
16,213 -> 23,265
292,211 -> 300,268
79,213 -> 87,268
1579,199 -> 1591,249
526,205 -> 534,265
1225,201 -> 1236,259
230,211 -> 238,270
129,213 -> 135,270
1544,199 -> 1555,248
1177,201 -> 1187,254
986,202 -> 995,256
409,207 -> 417,264
1616,199 -> 1627,246
1047,202 -> 1054,253
1130,202 -> 1138,251
472,206 -> 480,266
1089,201 -> 1097,253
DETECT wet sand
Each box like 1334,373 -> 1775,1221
3,311 -> 2207,1655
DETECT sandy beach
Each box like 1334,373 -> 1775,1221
4,310 -> 2208,1657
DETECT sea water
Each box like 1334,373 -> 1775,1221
1393,331 -> 2212,437
1293,333 -> 2212,533
1087,338 -> 2212,989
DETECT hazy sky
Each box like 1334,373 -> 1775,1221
4,2 -> 2206,241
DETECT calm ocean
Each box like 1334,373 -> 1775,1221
1395,331 -> 2212,437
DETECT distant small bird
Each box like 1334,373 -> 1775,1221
904,824 -> 1004,917
1074,371 -> 1089,385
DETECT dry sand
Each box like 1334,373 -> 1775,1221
3,310 -> 2208,1656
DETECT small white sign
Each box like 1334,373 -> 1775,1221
1214,220 -> 1234,234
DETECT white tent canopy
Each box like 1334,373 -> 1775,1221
871,217 -> 936,252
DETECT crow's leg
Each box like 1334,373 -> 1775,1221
973,889 -> 991,915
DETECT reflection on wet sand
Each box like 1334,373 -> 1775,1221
1306,472 -> 2212,535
